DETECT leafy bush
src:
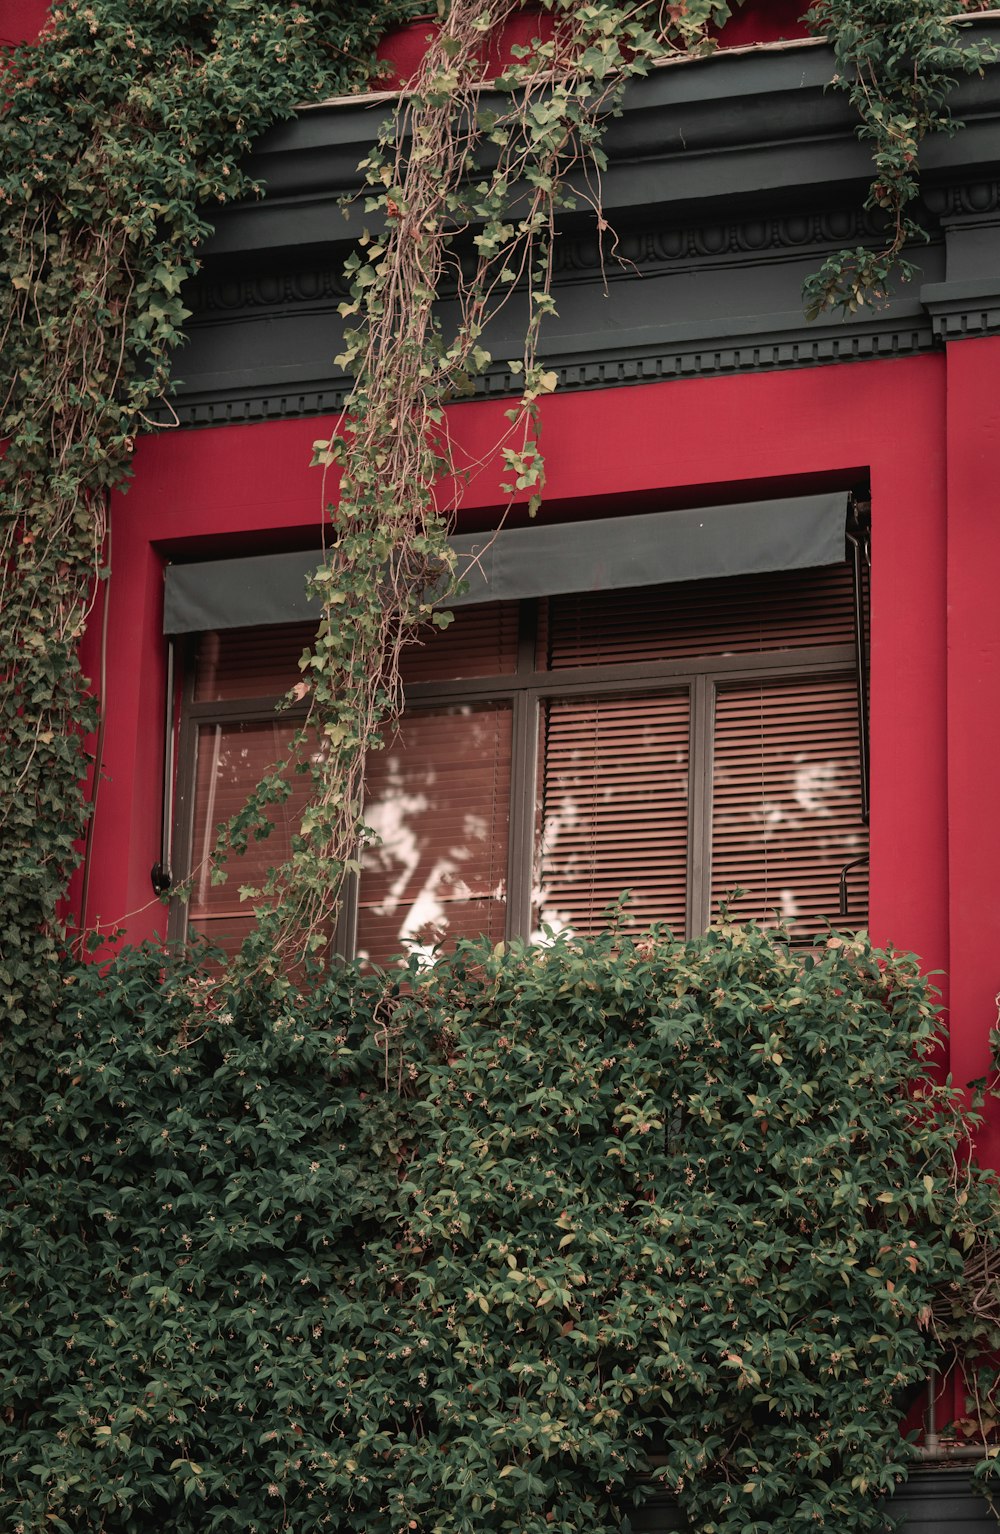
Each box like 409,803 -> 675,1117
2,923 -> 997,1533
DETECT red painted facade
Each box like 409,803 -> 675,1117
0,0 -> 50,49
943,339 -> 1000,1164
375,0 -> 810,85
78,342 -> 1000,1120
14,0 -> 998,1129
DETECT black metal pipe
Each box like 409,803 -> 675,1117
150,639 -> 175,897
839,853 -> 869,918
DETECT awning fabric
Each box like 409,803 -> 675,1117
163,491 -> 850,634
164,549 -> 325,635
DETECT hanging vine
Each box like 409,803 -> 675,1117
0,0 -> 420,1037
2,0 -> 997,981
805,0 -> 998,314
4,4 -> 1000,1532
221,0 -> 732,966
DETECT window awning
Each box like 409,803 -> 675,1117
162,491 -> 850,634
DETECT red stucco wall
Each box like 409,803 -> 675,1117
942,338 -> 1000,1165
81,351 -> 961,1002
376,0 -> 811,86
75,335 -> 1000,1134
0,0 -> 49,49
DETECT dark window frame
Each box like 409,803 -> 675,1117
170,590 -> 862,953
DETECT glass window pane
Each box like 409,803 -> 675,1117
356,704 -> 512,966
187,719 -> 315,958
710,674 -> 868,938
534,692 -> 690,940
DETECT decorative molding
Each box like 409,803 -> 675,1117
166,61 -> 1000,426
156,315 -> 936,428
923,178 -> 1000,220
933,306 -> 1000,339
184,205 -> 896,317
919,270 -> 1000,340
924,297 -> 1000,342
185,266 -> 349,315
552,205 -> 887,276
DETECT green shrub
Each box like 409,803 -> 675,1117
2,923 -> 997,1533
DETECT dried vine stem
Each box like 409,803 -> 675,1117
225,0 -> 707,966
0,1 -> 418,1040
3,0 -> 996,995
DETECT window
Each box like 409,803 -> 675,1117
173,559 -> 869,964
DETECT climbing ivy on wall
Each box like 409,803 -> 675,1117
0,0 -> 420,1036
806,0 -> 998,314
2,0 -> 997,986
3,925 -> 1000,1534
4,4 -> 1000,1531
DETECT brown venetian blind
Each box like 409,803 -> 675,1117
187,719 -> 315,958
710,674 -> 868,938
399,601 -> 519,685
535,691 -> 690,939
184,556 -> 868,958
194,623 -> 316,702
356,703 -> 512,967
193,602 -> 519,704
543,564 -> 855,670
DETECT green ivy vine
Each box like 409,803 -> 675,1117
0,0 -> 419,1032
805,0 -> 998,315
2,0 -> 996,986
3,925 -> 1000,1532
4,4 -> 1000,1531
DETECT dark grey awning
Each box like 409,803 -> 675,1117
448,492 -> 848,606
163,549 -> 324,635
163,491 -> 849,633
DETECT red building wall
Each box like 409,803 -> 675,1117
944,338 -> 1000,1164
0,0 -> 49,49
80,348 -> 990,1080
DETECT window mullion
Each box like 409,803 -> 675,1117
505,689 -> 539,943
687,674 -> 713,938
517,599 -> 539,674
505,600 -> 540,943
